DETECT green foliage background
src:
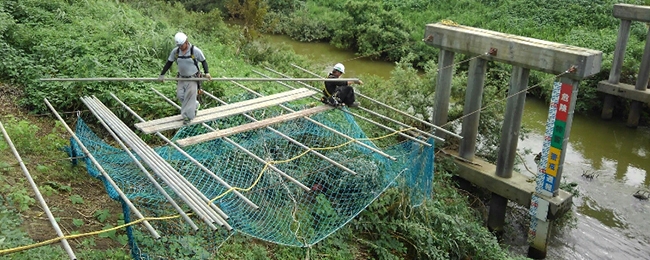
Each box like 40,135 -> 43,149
0,0 -> 592,259
259,0 -> 650,117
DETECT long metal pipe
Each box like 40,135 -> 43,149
195,88 -> 358,176
141,90 -> 311,192
91,96 -> 227,229
146,88 -> 260,209
80,97 -> 199,230
40,77 -> 360,82
224,78 -> 397,161
0,121 -> 77,260
43,98 -> 161,239
255,69 -> 436,145
82,97 -> 221,229
93,96 -> 230,228
259,68 -> 444,143
289,63 -> 463,139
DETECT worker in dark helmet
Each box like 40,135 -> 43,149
321,63 -> 363,108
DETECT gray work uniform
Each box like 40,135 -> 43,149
167,45 -> 207,120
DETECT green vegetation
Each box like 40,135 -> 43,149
259,0 -> 649,117
0,0 -> 582,259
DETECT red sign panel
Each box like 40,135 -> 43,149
555,83 -> 572,122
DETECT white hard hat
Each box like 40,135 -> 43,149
174,32 -> 187,46
333,63 -> 345,74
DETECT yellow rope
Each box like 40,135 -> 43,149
0,214 -> 185,255
1,125 -> 422,256
209,126 -> 419,202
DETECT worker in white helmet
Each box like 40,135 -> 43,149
322,63 -> 363,108
158,32 -> 212,125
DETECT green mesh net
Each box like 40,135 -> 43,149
68,94 -> 435,258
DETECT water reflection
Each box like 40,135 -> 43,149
578,197 -> 628,229
522,98 -> 650,189
264,34 -> 397,79
520,97 -> 650,259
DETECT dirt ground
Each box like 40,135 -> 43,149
0,84 -> 127,254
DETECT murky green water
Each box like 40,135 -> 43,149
519,98 -> 650,260
264,34 -> 397,80
265,33 -> 650,259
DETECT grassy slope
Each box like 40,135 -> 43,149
1,0 -> 525,259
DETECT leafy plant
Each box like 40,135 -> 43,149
38,185 -> 58,196
72,218 -> 84,227
94,209 -> 111,223
98,224 -> 117,239
69,194 -> 84,204
7,187 -> 35,212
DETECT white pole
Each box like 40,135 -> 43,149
0,121 -> 77,260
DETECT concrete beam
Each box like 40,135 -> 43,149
443,150 -> 572,218
613,4 -> 650,23
597,81 -> 650,103
424,23 -> 602,80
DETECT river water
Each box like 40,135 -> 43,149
263,34 -> 650,259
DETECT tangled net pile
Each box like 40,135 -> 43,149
68,93 -> 435,258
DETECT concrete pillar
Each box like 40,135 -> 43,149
458,58 -> 487,161
602,20 -> 631,121
600,95 -> 616,120
609,19 -> 631,84
488,66 -> 530,235
495,66 -> 530,178
627,101 -> 642,127
432,50 -> 456,139
634,26 -> 650,91
626,25 -> 650,128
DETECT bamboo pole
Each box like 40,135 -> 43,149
193,88 -> 359,176
84,96 -> 223,229
259,67 -> 444,142
79,97 -> 200,231
145,87 -> 262,208
289,63 -> 463,139
43,98 -> 161,239
40,77 -> 360,82
140,90 -> 311,192
95,95 -> 231,228
251,70 -> 434,146
0,121 -> 77,260
224,78 -> 398,160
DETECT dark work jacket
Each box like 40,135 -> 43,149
323,73 -> 347,97
323,73 -> 356,105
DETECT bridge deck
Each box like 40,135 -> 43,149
135,88 -> 317,134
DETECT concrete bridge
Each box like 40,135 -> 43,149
598,4 -> 650,127
423,17 -> 603,260
424,4 -> 650,259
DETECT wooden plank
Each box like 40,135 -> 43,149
176,105 -> 333,147
597,81 -> 650,103
136,88 -> 313,130
613,4 -> 650,22
137,89 -> 317,134
423,23 -> 602,79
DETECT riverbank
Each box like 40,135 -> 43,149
265,32 -> 650,259
0,0 -> 524,259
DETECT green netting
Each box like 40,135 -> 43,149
68,94 -> 434,258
